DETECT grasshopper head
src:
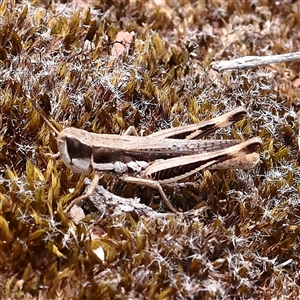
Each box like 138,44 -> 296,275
57,128 -> 92,174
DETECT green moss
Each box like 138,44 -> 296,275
0,0 -> 300,298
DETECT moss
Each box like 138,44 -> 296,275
0,0 -> 300,298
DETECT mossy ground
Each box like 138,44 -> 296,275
0,0 -> 300,299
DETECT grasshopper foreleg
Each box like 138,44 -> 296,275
46,152 -> 60,158
65,172 -> 102,213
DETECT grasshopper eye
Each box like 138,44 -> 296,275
66,137 -> 92,159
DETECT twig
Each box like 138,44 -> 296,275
82,178 -> 209,219
211,51 -> 300,72
84,178 -> 167,218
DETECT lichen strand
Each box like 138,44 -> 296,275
0,0 -> 300,298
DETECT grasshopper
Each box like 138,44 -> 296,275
29,98 -> 261,213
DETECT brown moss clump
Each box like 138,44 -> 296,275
1,0 -> 300,299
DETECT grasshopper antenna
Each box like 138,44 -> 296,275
27,95 -> 60,136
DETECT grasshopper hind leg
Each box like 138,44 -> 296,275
121,175 -> 179,213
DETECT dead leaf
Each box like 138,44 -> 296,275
69,205 -> 86,224
111,31 -> 134,57
293,77 -> 300,88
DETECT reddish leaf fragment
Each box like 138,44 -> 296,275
292,77 -> 300,88
72,0 -> 88,8
111,31 -> 134,57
